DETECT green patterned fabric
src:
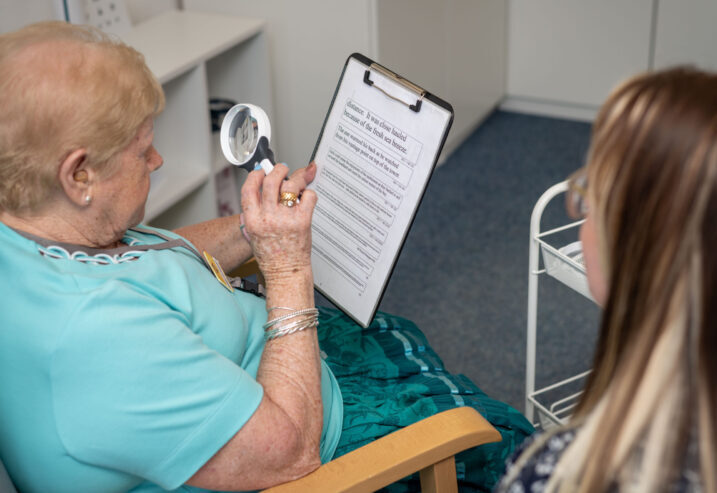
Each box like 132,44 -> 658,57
317,307 -> 534,492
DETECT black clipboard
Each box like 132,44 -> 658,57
309,53 -> 453,327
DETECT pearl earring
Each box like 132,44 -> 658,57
84,195 -> 92,205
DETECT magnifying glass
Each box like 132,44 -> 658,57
219,103 -> 276,174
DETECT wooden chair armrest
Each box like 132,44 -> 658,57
263,406 -> 502,493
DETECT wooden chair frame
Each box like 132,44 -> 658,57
264,406 -> 501,493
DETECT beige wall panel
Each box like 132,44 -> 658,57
445,0 -> 506,147
507,0 -> 652,107
1,0 -> 56,33
377,0 -> 506,155
654,0 -> 717,71
376,0 -> 447,100
126,0 -> 178,24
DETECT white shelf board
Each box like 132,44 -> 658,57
122,10 -> 265,84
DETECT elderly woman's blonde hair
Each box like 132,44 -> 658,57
0,21 -> 165,213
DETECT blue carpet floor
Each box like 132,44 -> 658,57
368,110 -> 602,412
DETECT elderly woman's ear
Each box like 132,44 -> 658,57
57,148 -> 94,207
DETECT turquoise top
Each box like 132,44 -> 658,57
0,223 -> 342,493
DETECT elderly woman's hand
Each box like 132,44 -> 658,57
240,162 -> 318,285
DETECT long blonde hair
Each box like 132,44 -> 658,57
0,22 -> 165,213
504,67 -> 717,492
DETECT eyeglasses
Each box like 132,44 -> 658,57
566,167 -> 589,219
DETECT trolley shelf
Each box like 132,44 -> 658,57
526,180 -> 596,428
528,370 -> 590,427
538,231 -> 594,302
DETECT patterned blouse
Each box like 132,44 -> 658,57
496,428 -> 704,493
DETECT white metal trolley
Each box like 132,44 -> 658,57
526,181 -> 596,428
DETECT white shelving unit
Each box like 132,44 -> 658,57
120,10 -> 273,229
526,181 -> 595,428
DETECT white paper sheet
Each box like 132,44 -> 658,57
308,56 -> 452,327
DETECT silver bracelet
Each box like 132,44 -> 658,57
263,307 -> 319,330
267,306 -> 294,313
264,315 -> 319,341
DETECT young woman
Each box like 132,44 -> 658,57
498,67 -> 717,493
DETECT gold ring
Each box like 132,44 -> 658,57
280,191 -> 299,207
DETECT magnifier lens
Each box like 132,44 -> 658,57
227,108 -> 258,162
220,103 -> 272,170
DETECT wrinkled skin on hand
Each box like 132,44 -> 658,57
240,162 -> 318,285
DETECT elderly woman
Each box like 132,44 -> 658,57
0,20 -> 336,492
0,21 -> 532,493
497,67 -> 717,492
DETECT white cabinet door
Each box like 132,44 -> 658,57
507,0 -> 653,107
654,0 -> 717,71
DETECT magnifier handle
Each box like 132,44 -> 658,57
256,136 -> 275,175
258,158 -> 274,175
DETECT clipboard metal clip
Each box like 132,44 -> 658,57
363,63 -> 425,113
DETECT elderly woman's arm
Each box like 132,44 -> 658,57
172,215 -> 252,272
173,165 -> 317,274
186,163 -> 324,491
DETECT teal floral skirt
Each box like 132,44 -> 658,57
317,307 -> 534,492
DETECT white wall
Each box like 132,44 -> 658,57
505,0 -> 652,120
185,0 -> 506,169
505,0 -> 717,121
0,0 -> 57,33
376,0 -> 506,158
654,0 -> 717,71
185,0 -> 375,169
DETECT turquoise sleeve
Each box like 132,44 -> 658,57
51,280 -> 264,490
